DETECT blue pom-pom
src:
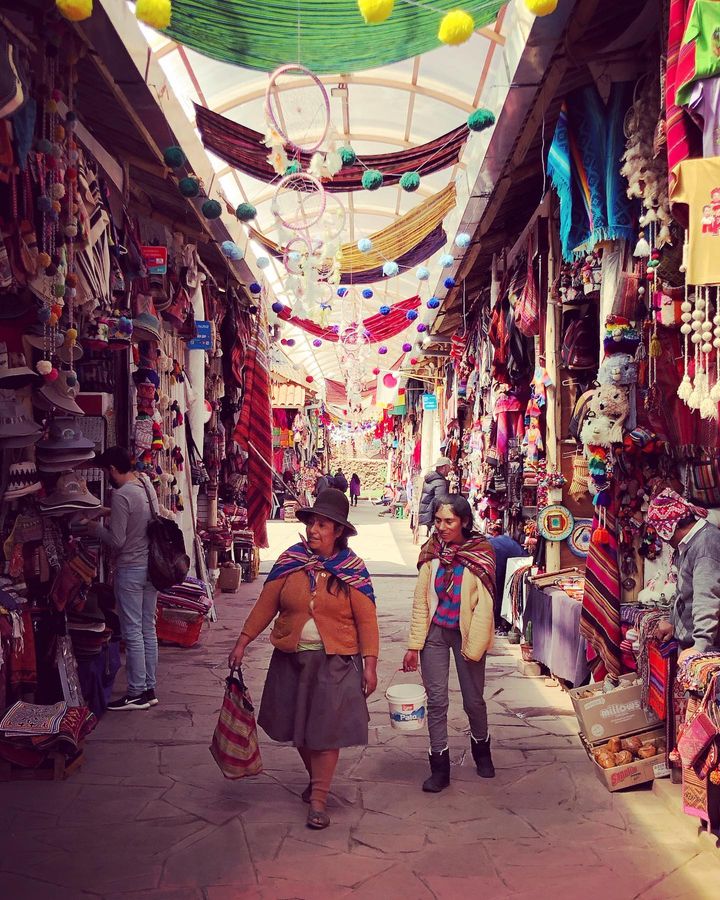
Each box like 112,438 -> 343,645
439,253 -> 454,268
257,256 -> 270,269
406,310 -> 418,321
337,287 -> 348,298
427,297 -> 441,309
358,238 -> 373,253
444,277 -> 456,289
455,232 -> 471,249
382,260 -> 399,277
379,305 -> 391,315
249,282 -> 262,294
416,266 -> 430,281
271,302 -> 284,313
362,288 -> 374,299
221,240 -> 243,260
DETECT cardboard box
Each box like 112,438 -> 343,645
581,727 -> 670,792
568,673 -> 660,741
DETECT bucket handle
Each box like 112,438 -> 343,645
385,662 -> 424,695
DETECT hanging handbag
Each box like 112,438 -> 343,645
139,475 -> 190,590
686,452 -> 720,508
209,668 -> 263,779
677,675 -> 720,768
186,423 -> 210,485
515,242 -> 540,337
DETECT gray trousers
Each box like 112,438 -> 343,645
420,623 -> 488,753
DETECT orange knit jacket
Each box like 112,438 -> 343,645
240,570 -> 379,658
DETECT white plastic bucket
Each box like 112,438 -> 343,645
385,683 -> 427,732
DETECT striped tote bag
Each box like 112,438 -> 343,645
210,670 -> 263,779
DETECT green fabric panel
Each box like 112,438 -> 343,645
163,0 -> 505,73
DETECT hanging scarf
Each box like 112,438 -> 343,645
646,488 -> 707,541
265,539 -> 375,604
417,534 -> 496,601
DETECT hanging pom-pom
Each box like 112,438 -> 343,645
700,396 -> 718,420
163,146 -> 185,169
135,0 -> 172,30
649,334 -> 662,358
339,145 -> 357,167
399,171 -> 421,193
357,0 -> 394,25
592,526 -> 610,545
56,0 -> 93,21
201,199 -> 222,219
438,9 -> 475,45
178,176 -> 200,198
633,230 -> 651,258
36,359 -> 52,376
362,169 -> 384,191
467,108 -> 495,132
525,0 -> 559,15
235,202 -> 256,222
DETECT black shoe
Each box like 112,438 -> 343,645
107,693 -> 150,711
143,689 -> 159,707
470,736 -> 495,778
422,748 -> 450,793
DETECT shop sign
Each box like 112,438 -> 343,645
188,320 -> 212,350
422,393 -> 438,410
141,245 -> 168,275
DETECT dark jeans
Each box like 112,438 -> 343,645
420,623 -> 488,753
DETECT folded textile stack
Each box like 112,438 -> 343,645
157,576 -> 212,616
0,701 -> 97,770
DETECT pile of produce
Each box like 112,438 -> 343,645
592,734 -> 665,769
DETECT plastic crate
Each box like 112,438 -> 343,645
156,607 -> 204,648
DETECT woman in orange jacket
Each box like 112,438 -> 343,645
229,489 -> 378,830
403,495 -> 496,791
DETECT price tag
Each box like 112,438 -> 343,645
653,763 -> 670,778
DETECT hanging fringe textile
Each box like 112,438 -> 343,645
195,104 -> 468,192
275,296 -> 421,343
232,312 -> 272,549
251,183 -> 456,275
665,0 -> 702,188
164,1 -> 505,74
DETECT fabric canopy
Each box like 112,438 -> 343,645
276,296 -> 421,343
250,182 -> 456,276
164,1 -> 506,74
194,104 -> 469,192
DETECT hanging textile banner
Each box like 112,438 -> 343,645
275,296 -> 421,343
195,104 -> 468,192
165,1 -> 505,74
250,182 -> 456,276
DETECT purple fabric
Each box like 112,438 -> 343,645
339,227 -> 447,284
524,584 -> 590,686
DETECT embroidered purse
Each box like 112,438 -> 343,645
677,675 -> 720,768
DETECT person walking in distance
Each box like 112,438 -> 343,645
349,473 -> 361,507
334,468 -> 348,494
86,447 -> 159,710
403,495 -> 496,791
418,457 -> 452,536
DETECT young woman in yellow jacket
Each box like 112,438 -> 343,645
403,495 -> 496,791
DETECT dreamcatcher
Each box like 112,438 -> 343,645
264,64 -> 331,157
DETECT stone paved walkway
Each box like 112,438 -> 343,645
3,502 -> 720,899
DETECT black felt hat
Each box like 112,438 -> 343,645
296,488 -> 357,537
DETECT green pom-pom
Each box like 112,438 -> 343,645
235,202 -> 257,222
285,161 -> 302,175
399,171 -> 420,192
339,146 -> 357,167
163,146 -> 186,169
362,169 -> 384,191
467,108 -> 495,132
201,199 -> 222,220
178,176 -> 199,198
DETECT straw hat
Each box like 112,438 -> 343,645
4,460 -> 42,499
40,473 -> 101,514
35,369 -> 84,416
296,488 -> 357,537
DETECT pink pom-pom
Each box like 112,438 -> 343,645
46,367 -> 59,382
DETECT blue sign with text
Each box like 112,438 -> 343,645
188,320 -> 212,350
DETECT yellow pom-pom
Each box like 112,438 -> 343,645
438,9 -> 475,46
525,0 -> 559,15
66,327 -> 78,343
357,0 -> 394,24
56,0 -> 93,21
135,0 -> 172,30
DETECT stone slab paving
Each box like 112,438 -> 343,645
3,502 -> 720,898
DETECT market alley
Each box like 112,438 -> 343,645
2,505 -> 720,899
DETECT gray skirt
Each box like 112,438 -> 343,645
258,649 -> 369,750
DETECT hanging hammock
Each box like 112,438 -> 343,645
275,295 -> 421,342
164,1 -> 506,74
194,104 -> 469,192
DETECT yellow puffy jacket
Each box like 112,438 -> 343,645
408,560 -> 494,662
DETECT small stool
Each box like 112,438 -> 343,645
394,505 -> 405,519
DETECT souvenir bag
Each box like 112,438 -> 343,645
515,243 -> 540,337
561,313 -> 598,370
677,675 -> 720,768
209,668 -> 263,779
611,271 -> 641,320
686,453 -> 720,508
139,476 -> 190,590
186,423 -> 210,485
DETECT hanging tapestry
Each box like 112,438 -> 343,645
275,296 -> 421,343
580,507 -> 623,679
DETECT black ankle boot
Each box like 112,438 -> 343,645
422,748 -> 450,793
470,735 -> 495,778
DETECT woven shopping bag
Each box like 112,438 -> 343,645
210,668 -> 263,779
677,675 -> 720,768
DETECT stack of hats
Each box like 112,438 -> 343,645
39,473 -> 101,516
132,293 -> 162,343
36,418 -> 96,472
4,461 -> 42,500
34,369 -> 85,417
0,399 -> 41,449
68,589 -> 112,661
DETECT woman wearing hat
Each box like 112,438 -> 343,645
403,494 -> 496,791
228,488 -> 378,830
